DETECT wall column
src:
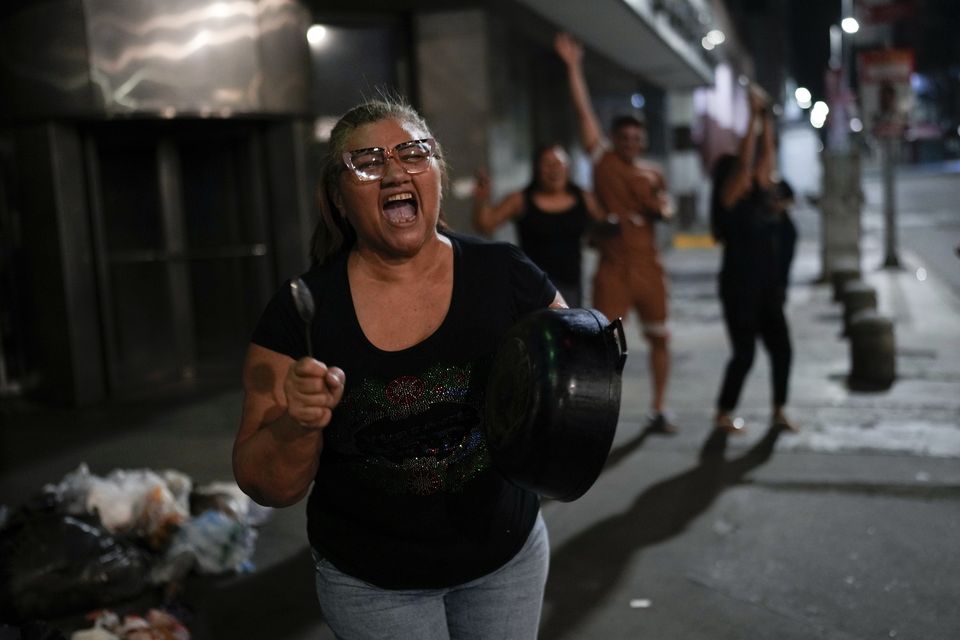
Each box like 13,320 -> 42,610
414,10 -> 494,233
666,90 -> 706,232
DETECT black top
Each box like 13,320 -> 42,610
514,188 -> 590,286
715,184 -> 797,295
251,231 -> 557,589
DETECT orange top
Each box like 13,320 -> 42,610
593,150 -> 666,262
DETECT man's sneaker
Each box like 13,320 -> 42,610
645,412 -> 678,434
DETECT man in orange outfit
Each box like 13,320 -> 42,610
556,32 -> 677,433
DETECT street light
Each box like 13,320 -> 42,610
841,17 -> 860,34
811,100 -> 829,128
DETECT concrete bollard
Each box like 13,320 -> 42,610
831,266 -> 861,302
841,280 -> 878,336
848,310 -> 896,391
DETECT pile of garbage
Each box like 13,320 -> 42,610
0,464 -> 271,624
71,609 -> 190,640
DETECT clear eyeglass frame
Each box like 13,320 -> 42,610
342,138 -> 437,183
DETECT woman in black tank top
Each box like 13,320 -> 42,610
473,143 -> 606,307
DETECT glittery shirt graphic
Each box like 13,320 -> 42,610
331,362 -> 491,496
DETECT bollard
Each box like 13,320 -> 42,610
848,309 -> 896,391
841,280 -> 878,336
831,267 -> 861,302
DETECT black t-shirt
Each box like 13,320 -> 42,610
250,231 -> 557,589
716,184 -> 797,295
514,187 -> 590,286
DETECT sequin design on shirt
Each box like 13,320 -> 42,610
334,362 -> 491,495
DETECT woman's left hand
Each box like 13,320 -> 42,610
473,168 -> 492,202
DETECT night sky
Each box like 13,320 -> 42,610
727,0 -> 957,119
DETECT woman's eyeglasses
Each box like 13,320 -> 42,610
342,138 -> 437,183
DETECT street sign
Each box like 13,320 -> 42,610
861,0 -> 917,25
858,48 -> 914,139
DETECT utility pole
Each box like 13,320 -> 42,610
880,133 -> 901,268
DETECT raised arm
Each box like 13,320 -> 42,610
233,344 -> 344,507
554,33 -> 604,155
754,109 -> 777,190
719,85 -> 766,209
472,168 -> 525,235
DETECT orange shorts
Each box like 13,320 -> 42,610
591,256 -> 669,337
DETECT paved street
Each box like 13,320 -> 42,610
1,167 -> 958,639
864,161 -> 960,296
539,165 -> 960,639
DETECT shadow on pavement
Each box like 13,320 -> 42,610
603,425 -> 659,471
0,383 -> 238,476
178,547 -> 323,640
540,426 -> 783,639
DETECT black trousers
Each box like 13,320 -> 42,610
716,286 -> 792,412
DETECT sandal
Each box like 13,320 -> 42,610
772,414 -> 799,433
715,413 -> 745,435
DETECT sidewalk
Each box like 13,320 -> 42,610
1,189 -> 959,639
540,191 -> 960,639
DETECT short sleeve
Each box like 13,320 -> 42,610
503,242 -> 558,315
250,280 -> 306,359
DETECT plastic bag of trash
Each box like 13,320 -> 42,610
43,464 -> 192,549
189,481 -> 272,526
70,608 -> 190,640
150,510 -> 256,584
0,506 -> 151,622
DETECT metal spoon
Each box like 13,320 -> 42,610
289,278 -> 315,358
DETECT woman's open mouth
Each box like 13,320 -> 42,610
382,192 -> 418,224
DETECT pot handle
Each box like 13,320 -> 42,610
607,318 -> 628,373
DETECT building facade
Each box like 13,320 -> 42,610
0,0 -> 735,406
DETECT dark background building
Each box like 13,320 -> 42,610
0,0 -> 955,408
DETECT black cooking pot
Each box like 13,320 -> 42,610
484,308 -> 627,502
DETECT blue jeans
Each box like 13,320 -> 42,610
313,513 -> 549,640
